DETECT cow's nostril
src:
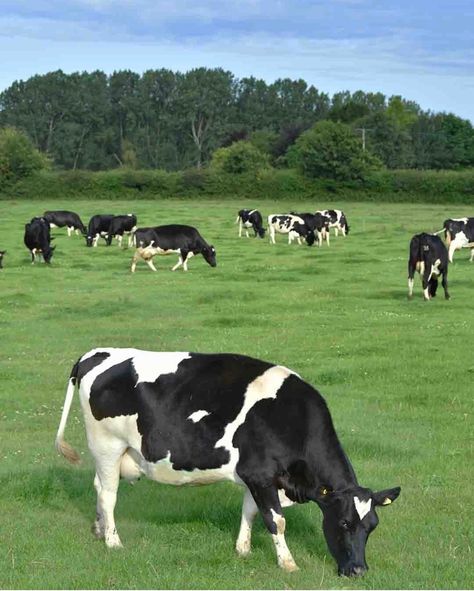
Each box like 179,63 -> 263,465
352,566 -> 366,577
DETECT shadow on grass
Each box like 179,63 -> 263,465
1,465 -> 328,559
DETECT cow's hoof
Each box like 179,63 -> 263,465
236,541 -> 251,557
280,559 -> 299,572
91,522 -> 104,540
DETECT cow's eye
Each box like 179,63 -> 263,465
340,520 -> 351,530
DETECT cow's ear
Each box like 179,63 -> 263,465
373,487 -> 400,507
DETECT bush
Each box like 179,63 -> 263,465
211,141 -> 269,174
0,127 -> 49,187
289,120 -> 383,181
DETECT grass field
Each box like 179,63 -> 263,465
0,198 -> 473,590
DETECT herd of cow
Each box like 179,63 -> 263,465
4,205 -> 473,579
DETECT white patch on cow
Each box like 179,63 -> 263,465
214,365 -> 293,480
132,351 -> 190,385
451,217 -> 468,223
354,496 -> 372,520
188,410 -> 210,423
278,489 -> 295,508
270,509 -> 298,571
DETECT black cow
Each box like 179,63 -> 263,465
290,212 -> 330,246
408,233 -> 450,301
43,210 -> 86,236
24,217 -> 55,264
105,214 -> 138,247
0,250 -> 5,269
438,217 -> 474,263
267,214 -> 315,246
131,225 -> 216,272
317,209 -> 350,237
56,348 -> 400,576
86,214 -> 115,247
236,209 -> 265,238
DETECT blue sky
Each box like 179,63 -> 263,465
1,0 -> 473,121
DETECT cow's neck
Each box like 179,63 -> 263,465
311,437 -> 358,492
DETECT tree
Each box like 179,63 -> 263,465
289,120 -> 382,180
211,141 -> 269,174
0,126 -> 49,184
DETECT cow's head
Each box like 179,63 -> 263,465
202,245 -> 217,267
305,229 -> 316,246
316,485 -> 400,577
0,250 -> 5,268
43,244 -> 56,264
85,235 -> 94,247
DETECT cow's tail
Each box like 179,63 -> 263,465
432,229 -> 445,235
55,361 -> 81,465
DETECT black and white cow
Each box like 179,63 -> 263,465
24,217 -> 55,264
440,217 -> 474,263
56,348 -> 400,576
131,225 -> 216,272
0,250 -> 5,269
86,214 -> 115,247
235,209 -> 265,238
105,214 -> 138,247
267,214 -> 315,246
290,212 -> 330,247
43,210 -> 86,237
317,210 -> 350,237
408,233 -> 450,301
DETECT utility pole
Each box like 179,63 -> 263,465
355,127 -> 367,151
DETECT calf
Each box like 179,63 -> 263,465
0,250 -> 5,269
317,209 -> 350,237
291,212 -> 330,247
235,209 -> 265,238
24,217 -> 55,264
56,348 -> 400,576
106,214 -> 138,247
440,217 -> 474,263
267,214 -> 315,246
43,210 -> 86,236
86,214 -> 115,247
131,225 -> 216,272
408,233 -> 450,301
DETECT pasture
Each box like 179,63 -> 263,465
0,198 -> 472,590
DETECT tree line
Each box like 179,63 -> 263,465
1,68 -> 473,172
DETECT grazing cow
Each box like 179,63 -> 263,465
317,210 -> 350,237
56,348 -> 400,576
24,217 -> 55,264
131,225 -> 216,272
105,214 -> 138,247
290,212 -> 330,247
86,215 -> 115,247
0,250 -> 5,269
267,214 -> 315,246
43,210 -> 86,236
440,217 -> 474,263
235,209 -> 265,238
408,233 -> 450,301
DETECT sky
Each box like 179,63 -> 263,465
1,0 -> 473,121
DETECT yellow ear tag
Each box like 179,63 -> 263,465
382,498 -> 392,505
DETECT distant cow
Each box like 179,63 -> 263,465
0,250 -> 5,269
236,209 -> 265,238
408,233 -> 450,301
86,215 -> 115,247
267,214 -> 315,246
24,217 -> 55,264
440,217 -> 474,263
290,212 -> 330,247
317,210 -> 350,237
43,210 -> 86,236
56,347 -> 400,576
106,214 -> 138,247
131,225 -> 216,272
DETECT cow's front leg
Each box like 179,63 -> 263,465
145,257 -> 157,272
182,251 -> 194,271
236,487 -> 259,557
172,255 -> 184,271
246,482 -> 298,572
442,273 -> 450,299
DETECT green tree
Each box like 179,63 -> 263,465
211,141 -> 269,174
289,120 -> 382,180
0,126 -> 49,184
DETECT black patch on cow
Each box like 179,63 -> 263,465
87,352 -> 274,470
76,352 -> 111,386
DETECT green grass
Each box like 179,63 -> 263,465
0,199 -> 473,590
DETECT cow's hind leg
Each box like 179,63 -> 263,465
245,482 -> 298,572
236,487 -> 259,557
442,273 -> 450,300
92,441 -> 126,548
92,472 -> 105,539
